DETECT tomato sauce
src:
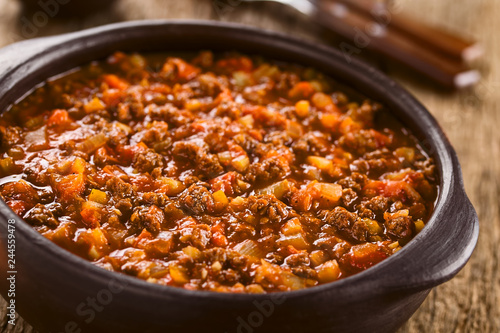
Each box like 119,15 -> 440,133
0,51 -> 438,293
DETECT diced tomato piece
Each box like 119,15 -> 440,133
212,232 -> 228,247
216,56 -> 253,73
403,172 -> 436,200
1,180 -> 38,214
285,245 -> 302,256
7,200 -> 30,215
290,186 -> 314,212
340,242 -> 389,272
94,147 -> 119,166
115,145 -> 136,163
248,129 -> 263,142
115,143 -> 147,164
136,229 -> 154,243
210,172 -> 237,195
211,222 -> 226,235
148,83 -> 172,94
75,227 -> 109,260
364,180 -> 422,203
214,88 -> 233,104
102,74 -> 130,90
80,201 -> 103,228
289,82 -> 316,100
190,121 -> 210,133
241,105 -> 286,127
101,165 -> 128,179
101,88 -> 124,107
338,116 -> 362,134
1,180 -> 37,202
57,173 -> 85,202
370,129 -> 392,148
47,109 -> 71,128
130,174 -> 154,192
162,58 -> 200,81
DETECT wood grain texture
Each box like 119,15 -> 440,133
0,0 -> 498,332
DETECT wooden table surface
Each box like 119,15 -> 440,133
0,0 -> 498,332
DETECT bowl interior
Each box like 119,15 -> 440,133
0,21 -> 469,299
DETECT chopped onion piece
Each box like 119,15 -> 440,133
277,233 -> 309,250
25,125 -> 48,151
77,132 -> 108,154
281,218 -> 304,236
309,250 -> 329,267
234,240 -> 265,258
257,179 -> 291,200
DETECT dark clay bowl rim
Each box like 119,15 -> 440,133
0,20 -> 479,301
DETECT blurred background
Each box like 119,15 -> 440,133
0,0 -> 498,332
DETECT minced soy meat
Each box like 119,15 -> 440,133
0,51 -> 438,293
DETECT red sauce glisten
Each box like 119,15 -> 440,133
0,51 -> 438,293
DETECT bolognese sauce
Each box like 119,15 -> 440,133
0,51 -> 438,293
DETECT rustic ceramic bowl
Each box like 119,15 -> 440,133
0,21 -> 478,333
